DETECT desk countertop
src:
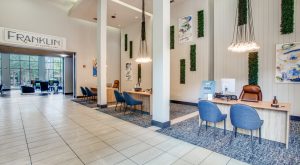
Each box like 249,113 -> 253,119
125,90 -> 151,96
211,98 -> 291,112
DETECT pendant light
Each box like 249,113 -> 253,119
135,0 -> 152,63
228,0 -> 260,53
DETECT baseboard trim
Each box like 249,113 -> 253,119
151,120 -> 170,128
170,100 -> 197,107
291,116 -> 300,121
64,93 -> 73,95
97,104 -> 108,108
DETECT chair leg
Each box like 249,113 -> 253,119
235,127 -> 237,138
198,120 -> 203,136
115,102 -> 118,111
124,105 -> 127,115
224,120 -> 226,135
259,127 -> 262,144
230,127 -> 235,145
206,121 -> 208,131
140,104 -> 143,114
250,130 -> 254,153
213,123 -> 216,141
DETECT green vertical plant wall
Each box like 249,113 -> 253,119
198,10 -> 204,38
180,59 -> 185,84
238,0 -> 248,26
190,45 -> 196,71
129,41 -> 133,59
125,34 -> 128,51
248,52 -> 259,85
281,0 -> 294,34
170,26 -> 175,49
138,64 -> 141,81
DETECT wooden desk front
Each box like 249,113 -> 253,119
210,98 -> 290,148
125,91 -> 152,114
91,87 -> 118,103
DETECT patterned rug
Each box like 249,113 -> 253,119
157,116 -> 300,165
72,98 -> 98,108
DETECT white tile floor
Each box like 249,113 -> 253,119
0,93 -> 249,165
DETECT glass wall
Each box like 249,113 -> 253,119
10,55 -> 39,88
45,57 -> 64,84
0,54 -> 2,83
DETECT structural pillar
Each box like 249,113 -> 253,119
96,0 -> 107,108
151,0 -> 170,128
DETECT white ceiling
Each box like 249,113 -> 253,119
68,0 -> 186,28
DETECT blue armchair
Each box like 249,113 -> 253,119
80,87 -> 87,101
85,87 -> 97,101
123,92 -> 143,114
114,90 -> 125,111
198,100 -> 227,140
230,104 -> 264,152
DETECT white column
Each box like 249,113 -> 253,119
152,0 -> 170,127
97,0 -> 107,107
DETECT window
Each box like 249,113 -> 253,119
45,57 -> 63,84
10,54 -> 39,88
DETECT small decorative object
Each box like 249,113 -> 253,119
83,65 -> 86,68
92,58 -> 97,77
125,34 -> 128,51
271,96 -> 279,108
281,0 -> 294,34
179,15 -> 193,43
135,0 -> 152,63
228,0 -> 260,53
190,44 -> 196,71
130,41 -> 133,59
170,26 -> 175,49
180,59 -> 186,84
198,10 -> 204,38
138,64 -> 141,81
125,62 -> 132,81
248,52 -> 258,85
275,43 -> 300,83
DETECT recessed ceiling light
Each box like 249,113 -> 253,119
135,16 -> 139,19
60,54 -> 68,58
118,25 -> 121,27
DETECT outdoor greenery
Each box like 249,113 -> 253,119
198,10 -> 204,38
170,26 -> 175,49
281,0 -> 294,34
125,34 -> 128,51
129,41 -> 133,59
238,0 -> 248,26
248,52 -> 259,85
190,45 -> 196,71
180,59 -> 185,84
138,64 -> 141,81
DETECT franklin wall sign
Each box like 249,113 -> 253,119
0,27 -> 67,51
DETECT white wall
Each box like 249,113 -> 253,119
214,0 -> 300,116
120,19 -> 153,91
170,0 -> 214,103
0,0 -> 121,96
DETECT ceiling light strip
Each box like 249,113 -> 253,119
111,0 -> 153,17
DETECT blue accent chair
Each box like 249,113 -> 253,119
80,87 -> 87,101
230,104 -> 264,152
85,87 -> 97,101
198,100 -> 227,140
114,90 -> 125,111
123,92 -> 143,114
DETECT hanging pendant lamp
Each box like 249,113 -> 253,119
135,0 -> 152,63
228,0 -> 260,53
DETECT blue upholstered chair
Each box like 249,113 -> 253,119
230,104 -> 264,152
80,87 -> 87,101
85,87 -> 97,101
198,100 -> 227,140
114,90 -> 125,111
123,92 -> 143,114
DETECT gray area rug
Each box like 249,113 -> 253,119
157,116 -> 300,165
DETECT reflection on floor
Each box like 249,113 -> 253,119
158,116 -> 300,165
0,93 -> 248,164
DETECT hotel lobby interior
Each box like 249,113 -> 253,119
0,0 -> 299,164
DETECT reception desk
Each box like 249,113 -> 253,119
209,98 -> 290,148
91,87 -> 118,103
125,91 -> 152,114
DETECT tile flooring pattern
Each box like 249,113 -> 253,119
158,116 -> 300,165
0,94 -> 248,165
